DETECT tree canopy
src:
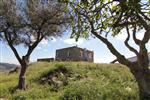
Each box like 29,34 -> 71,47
0,0 -> 71,64
0,0 -> 71,89
0,0 -> 70,42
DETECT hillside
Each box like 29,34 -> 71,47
0,62 -> 18,71
0,62 -> 139,100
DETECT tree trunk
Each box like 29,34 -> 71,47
18,56 -> 29,90
18,64 -> 27,90
130,66 -> 150,100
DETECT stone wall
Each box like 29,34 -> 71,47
55,46 -> 93,62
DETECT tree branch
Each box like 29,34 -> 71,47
132,25 -> 141,45
89,21 -> 130,66
113,21 -> 137,28
4,31 -> 22,64
139,11 -> 150,21
142,30 -> 150,44
25,23 -> 44,58
136,13 -> 149,31
125,26 -> 139,56
25,35 -> 44,57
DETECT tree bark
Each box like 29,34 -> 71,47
18,56 -> 29,90
18,64 -> 27,90
130,65 -> 150,100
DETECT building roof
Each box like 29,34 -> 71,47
127,52 -> 150,60
56,46 -> 93,53
111,52 -> 150,63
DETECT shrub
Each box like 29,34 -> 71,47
60,81 -> 103,100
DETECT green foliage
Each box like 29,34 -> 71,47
60,81 -> 103,100
65,0 -> 150,39
60,81 -> 138,100
0,0 -> 71,46
58,0 -> 69,3
0,62 -> 139,99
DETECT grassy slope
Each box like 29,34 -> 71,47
0,62 -> 139,100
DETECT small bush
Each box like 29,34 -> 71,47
60,80 -> 138,100
60,81 -> 103,100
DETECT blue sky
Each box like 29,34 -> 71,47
0,30 -> 150,64
0,0 -> 150,65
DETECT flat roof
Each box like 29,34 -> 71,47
127,52 -> 150,60
56,46 -> 93,53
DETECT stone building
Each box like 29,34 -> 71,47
55,46 -> 94,62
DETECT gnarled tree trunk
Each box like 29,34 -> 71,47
18,65 -> 27,90
18,56 -> 29,90
130,65 -> 150,100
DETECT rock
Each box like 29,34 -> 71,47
8,67 -> 20,74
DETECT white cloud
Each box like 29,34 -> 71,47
116,33 -> 127,41
37,46 -> 42,49
136,30 -> 145,40
115,29 -> 145,41
63,38 -> 84,45
43,49 -> 48,52
40,37 -> 57,45
94,56 -> 116,63
94,58 -> 101,63
40,39 -> 48,45
31,35 -> 36,42
60,38 -> 63,41
115,29 -> 127,41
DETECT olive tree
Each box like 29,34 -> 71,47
0,0 -> 70,90
60,0 -> 150,99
